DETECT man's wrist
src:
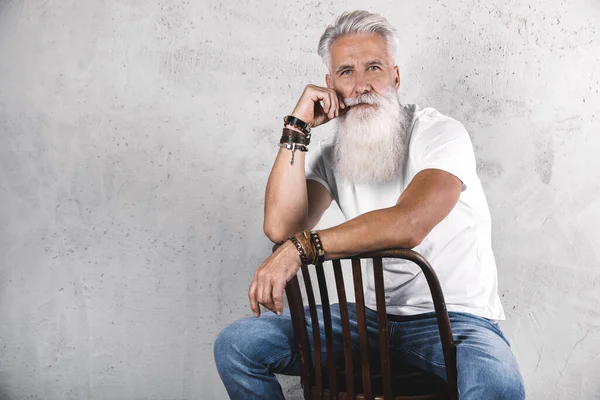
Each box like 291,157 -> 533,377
287,230 -> 324,265
288,233 -> 311,264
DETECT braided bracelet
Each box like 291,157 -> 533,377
297,230 -> 316,264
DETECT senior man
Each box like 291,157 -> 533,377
214,10 -> 525,400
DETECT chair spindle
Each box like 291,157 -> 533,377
333,259 -> 355,399
315,261 -> 338,399
302,264 -> 323,399
373,257 -> 393,400
351,258 -> 373,400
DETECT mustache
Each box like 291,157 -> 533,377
343,92 -> 385,107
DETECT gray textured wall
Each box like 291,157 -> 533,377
1,0 -> 599,399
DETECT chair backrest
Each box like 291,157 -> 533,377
283,249 -> 458,400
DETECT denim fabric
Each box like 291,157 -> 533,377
214,304 -> 525,399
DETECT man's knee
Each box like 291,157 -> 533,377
460,360 -> 525,400
485,369 -> 525,400
214,323 -> 233,372
214,318 -> 253,371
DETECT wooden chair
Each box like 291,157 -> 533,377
283,248 -> 458,400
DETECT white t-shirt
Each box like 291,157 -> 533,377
305,104 -> 505,321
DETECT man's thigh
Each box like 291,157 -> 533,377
388,312 -> 524,399
216,303 -> 377,375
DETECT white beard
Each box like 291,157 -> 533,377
332,88 -> 411,184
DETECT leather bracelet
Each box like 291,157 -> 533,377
310,231 -> 325,265
280,136 -> 310,146
280,131 -> 310,146
283,127 -> 310,140
281,127 -> 310,145
284,115 -> 311,135
283,127 -> 310,141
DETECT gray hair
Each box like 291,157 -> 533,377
317,10 -> 399,71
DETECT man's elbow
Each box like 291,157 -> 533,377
263,223 -> 289,244
405,234 -> 424,249
397,229 -> 423,249
395,213 -> 427,249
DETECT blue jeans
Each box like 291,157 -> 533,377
214,304 -> 525,399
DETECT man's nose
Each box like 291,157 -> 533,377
353,73 -> 372,96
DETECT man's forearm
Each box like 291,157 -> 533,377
315,169 -> 462,259
317,205 -> 422,260
264,84 -> 344,243
263,147 -> 309,243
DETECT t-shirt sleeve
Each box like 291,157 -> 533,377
411,119 -> 476,192
305,140 -> 334,196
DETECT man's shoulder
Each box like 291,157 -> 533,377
409,104 -> 464,130
407,104 -> 469,145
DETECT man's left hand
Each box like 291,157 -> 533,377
248,240 -> 302,317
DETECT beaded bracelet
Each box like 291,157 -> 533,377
283,115 -> 311,135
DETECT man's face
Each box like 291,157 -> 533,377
327,34 -> 409,184
326,33 -> 400,102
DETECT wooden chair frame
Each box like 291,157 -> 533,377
283,249 -> 458,400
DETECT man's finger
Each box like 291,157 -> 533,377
273,280 -> 287,316
329,92 -> 338,119
248,280 -> 260,317
337,93 -> 349,116
260,280 -> 274,312
321,94 -> 331,115
337,92 -> 347,109
257,278 -> 277,314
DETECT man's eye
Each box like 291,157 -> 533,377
340,70 -> 352,76
368,65 -> 381,71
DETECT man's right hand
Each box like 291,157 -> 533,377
290,85 -> 347,128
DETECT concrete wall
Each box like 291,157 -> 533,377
1,0 -> 599,399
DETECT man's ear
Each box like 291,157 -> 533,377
394,66 -> 400,89
326,74 -> 333,89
